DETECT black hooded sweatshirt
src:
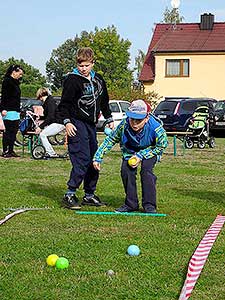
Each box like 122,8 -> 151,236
39,95 -> 59,129
58,71 -> 112,125
0,76 -> 21,112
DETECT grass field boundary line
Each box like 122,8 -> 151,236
0,207 -> 50,226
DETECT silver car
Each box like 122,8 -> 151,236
97,100 -> 130,131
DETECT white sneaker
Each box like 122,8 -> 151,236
46,153 -> 59,158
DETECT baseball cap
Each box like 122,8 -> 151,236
126,99 -> 150,119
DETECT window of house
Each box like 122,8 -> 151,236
165,59 -> 189,77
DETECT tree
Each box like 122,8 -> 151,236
161,7 -> 184,24
0,57 -> 47,97
134,49 -> 146,79
46,38 -> 79,90
46,25 -> 133,91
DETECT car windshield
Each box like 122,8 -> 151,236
20,99 -> 42,110
181,101 -> 198,112
109,102 -> 120,113
154,101 -> 177,113
120,102 -> 130,112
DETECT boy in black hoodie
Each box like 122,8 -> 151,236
58,47 -> 114,209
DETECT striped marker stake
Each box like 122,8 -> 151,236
179,214 -> 225,300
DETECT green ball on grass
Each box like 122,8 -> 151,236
55,257 -> 69,269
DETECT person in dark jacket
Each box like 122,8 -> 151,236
0,64 -> 24,157
58,47 -> 114,209
35,88 -> 65,157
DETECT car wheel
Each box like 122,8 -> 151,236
184,138 -> 194,149
197,140 -> 206,149
208,137 -> 216,148
32,145 -> 45,160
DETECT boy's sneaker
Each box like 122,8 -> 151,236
143,207 -> 157,214
81,195 -> 107,207
62,193 -> 81,210
115,204 -> 138,213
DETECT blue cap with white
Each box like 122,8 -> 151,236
126,99 -> 150,119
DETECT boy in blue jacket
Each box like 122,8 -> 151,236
93,99 -> 168,213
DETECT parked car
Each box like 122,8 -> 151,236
97,100 -> 130,131
153,97 -> 217,133
211,100 -> 225,136
20,97 -> 42,113
20,96 -> 61,112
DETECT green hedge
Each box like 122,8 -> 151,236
20,84 -> 43,98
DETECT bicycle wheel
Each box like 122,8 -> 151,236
32,145 -> 46,160
197,140 -> 206,149
184,138 -> 194,149
54,130 -> 66,145
48,136 -> 58,145
208,137 -> 216,148
48,130 -> 66,146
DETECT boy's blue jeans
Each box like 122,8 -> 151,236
67,119 -> 99,194
121,156 -> 157,210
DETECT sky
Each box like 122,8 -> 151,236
1,0 -> 225,75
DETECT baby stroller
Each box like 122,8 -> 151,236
184,106 -> 215,149
18,111 -> 44,157
19,111 -> 39,135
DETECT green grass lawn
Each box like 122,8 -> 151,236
0,135 -> 224,300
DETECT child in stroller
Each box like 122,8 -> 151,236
184,106 -> 215,149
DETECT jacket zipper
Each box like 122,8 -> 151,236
76,73 -> 96,123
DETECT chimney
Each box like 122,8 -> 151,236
200,13 -> 214,30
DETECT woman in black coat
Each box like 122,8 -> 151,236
0,65 -> 24,157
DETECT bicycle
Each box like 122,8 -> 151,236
32,132 -> 69,160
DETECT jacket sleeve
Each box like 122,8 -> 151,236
99,77 -> 113,123
0,78 -> 11,111
136,126 -> 168,160
58,76 -> 79,125
93,121 -> 123,162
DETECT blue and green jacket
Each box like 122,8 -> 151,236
94,114 -> 168,162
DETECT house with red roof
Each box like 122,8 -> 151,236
139,13 -> 225,101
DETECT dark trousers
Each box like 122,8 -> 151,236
121,156 -> 157,210
2,120 -> 19,153
67,119 -> 99,194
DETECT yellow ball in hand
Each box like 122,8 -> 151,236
46,254 -> 59,267
128,157 -> 137,167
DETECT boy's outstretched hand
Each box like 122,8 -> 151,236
93,161 -> 101,171
66,123 -> 77,136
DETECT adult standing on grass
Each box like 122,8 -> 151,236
93,99 -> 168,214
58,47 -> 114,209
35,87 -> 65,158
0,65 -> 24,158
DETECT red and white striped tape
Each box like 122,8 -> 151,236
179,215 -> 225,300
